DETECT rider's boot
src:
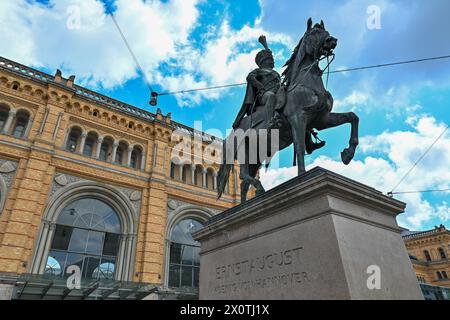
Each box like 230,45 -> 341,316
268,111 -> 283,129
305,131 -> 326,154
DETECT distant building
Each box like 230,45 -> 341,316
402,224 -> 450,290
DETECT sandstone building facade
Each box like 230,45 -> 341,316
0,56 -> 244,299
403,225 -> 450,289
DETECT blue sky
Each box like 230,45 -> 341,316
0,0 -> 448,231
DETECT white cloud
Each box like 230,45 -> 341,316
333,90 -> 370,112
158,21 -> 293,106
0,0 -> 293,106
260,115 -> 450,230
0,0 -> 203,88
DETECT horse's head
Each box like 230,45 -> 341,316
302,18 -> 337,60
283,18 -> 337,85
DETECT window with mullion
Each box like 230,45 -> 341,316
169,242 -> 200,288
46,198 -> 122,280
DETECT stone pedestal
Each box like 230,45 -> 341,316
193,167 -> 423,300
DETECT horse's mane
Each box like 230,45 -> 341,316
282,36 -> 303,85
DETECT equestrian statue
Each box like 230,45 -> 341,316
217,18 -> 360,203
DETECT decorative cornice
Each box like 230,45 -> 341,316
0,55 -> 222,141
402,228 -> 449,240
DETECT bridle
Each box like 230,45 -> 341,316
286,51 -> 335,93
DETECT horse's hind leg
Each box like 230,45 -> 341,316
314,112 -> 359,165
239,164 -> 265,203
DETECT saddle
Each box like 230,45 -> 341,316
238,86 -> 288,131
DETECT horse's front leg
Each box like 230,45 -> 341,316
288,112 -> 307,175
315,112 -> 359,165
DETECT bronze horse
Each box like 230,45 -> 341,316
218,18 -> 359,203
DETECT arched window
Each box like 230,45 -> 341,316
66,127 -> 82,153
99,137 -> 113,162
424,250 -> 432,262
194,165 -> 203,187
442,271 -> 448,279
12,110 -> 30,138
438,247 -> 447,260
170,162 -> 176,179
130,146 -> 143,169
115,142 -> 127,165
436,271 -> 443,280
130,151 -> 138,169
0,105 -> 9,132
182,164 -> 191,184
168,218 -> 203,289
45,198 -> 121,280
206,168 -> 215,190
83,132 -> 98,157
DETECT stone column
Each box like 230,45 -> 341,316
95,137 -> 104,159
213,172 -> 218,191
191,165 -> 196,185
111,141 -> 119,163
127,146 -> 134,167
140,152 -> 146,171
116,235 -> 127,281
31,221 -> 50,274
2,109 -> 16,134
38,223 -> 56,275
179,164 -> 184,181
78,132 -> 88,154
202,168 -> 207,188
24,116 -> 34,138
124,235 -> 135,281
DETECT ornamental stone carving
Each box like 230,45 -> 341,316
0,161 -> 16,174
54,174 -> 68,186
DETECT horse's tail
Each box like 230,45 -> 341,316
217,136 -> 235,200
217,163 -> 232,200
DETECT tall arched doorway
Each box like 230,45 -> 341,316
168,218 -> 203,289
31,182 -> 137,282
44,198 -> 121,280
164,205 -> 214,290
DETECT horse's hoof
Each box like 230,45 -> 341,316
341,148 -> 354,165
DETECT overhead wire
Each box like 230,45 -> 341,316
109,12 -> 154,93
107,11 -> 450,198
388,124 -> 449,197
158,54 -> 450,96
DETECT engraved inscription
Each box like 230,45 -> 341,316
212,246 -> 308,295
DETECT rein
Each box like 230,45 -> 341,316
323,53 -> 335,89
286,53 -> 335,93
